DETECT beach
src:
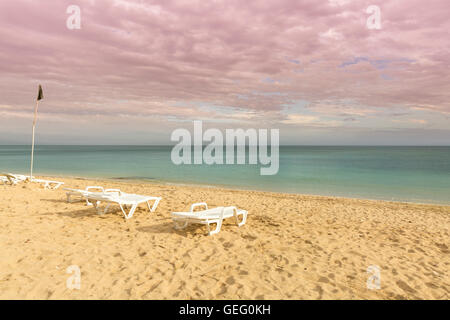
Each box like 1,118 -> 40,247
0,176 -> 449,300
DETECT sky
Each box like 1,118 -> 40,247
0,0 -> 449,145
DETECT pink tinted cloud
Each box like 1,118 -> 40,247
0,0 -> 449,143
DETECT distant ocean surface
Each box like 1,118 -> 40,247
1,145 -> 449,205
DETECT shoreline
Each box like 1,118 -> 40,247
16,172 -> 450,207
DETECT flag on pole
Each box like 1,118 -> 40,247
37,84 -> 44,101
31,84 -> 43,180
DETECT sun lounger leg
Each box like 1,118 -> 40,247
103,203 -> 111,214
45,182 -> 60,189
206,219 -> 223,236
52,182 -> 63,189
120,203 -> 138,219
93,202 -> 110,215
68,194 -> 81,203
147,197 -> 161,212
86,196 -> 97,206
234,210 -> 247,227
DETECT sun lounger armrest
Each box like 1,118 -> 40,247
86,186 -> 104,192
190,202 -> 208,212
105,189 -> 122,196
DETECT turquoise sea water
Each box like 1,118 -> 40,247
0,145 -> 449,204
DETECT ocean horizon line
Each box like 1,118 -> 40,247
1,144 -> 449,147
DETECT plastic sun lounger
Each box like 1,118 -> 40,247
1,173 -> 63,189
31,178 -> 64,189
0,173 -> 31,185
84,191 -> 162,219
0,175 -> 13,185
64,186 -> 120,206
171,203 -> 248,236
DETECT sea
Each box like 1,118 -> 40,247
0,145 -> 449,205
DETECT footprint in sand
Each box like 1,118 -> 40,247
435,243 -> 449,254
242,234 -> 257,241
396,280 -> 416,294
226,276 -> 235,285
222,242 -> 233,249
314,285 -> 324,299
318,276 -> 329,283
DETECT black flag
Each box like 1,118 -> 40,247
37,85 -> 43,101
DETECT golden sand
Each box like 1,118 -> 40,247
0,176 -> 449,299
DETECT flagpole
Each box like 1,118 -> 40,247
30,99 -> 39,181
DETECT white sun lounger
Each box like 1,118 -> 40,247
172,203 -> 248,235
64,186 -> 120,206
0,174 -> 15,185
32,178 -> 64,189
0,173 -> 30,185
1,173 -> 63,189
84,191 -> 162,219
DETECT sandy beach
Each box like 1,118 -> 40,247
0,176 -> 448,300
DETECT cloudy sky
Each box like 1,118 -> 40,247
0,0 -> 449,145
